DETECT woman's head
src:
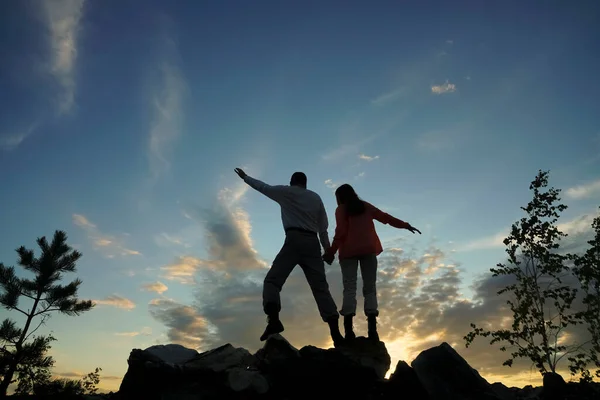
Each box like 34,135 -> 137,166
335,184 -> 365,216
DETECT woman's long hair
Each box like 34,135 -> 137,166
335,184 -> 366,216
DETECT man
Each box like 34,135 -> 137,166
234,168 -> 344,345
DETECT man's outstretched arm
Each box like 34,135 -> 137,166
234,168 -> 285,202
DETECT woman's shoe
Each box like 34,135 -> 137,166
344,315 -> 356,340
367,314 -> 379,341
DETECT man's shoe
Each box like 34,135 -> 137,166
327,317 -> 345,347
344,315 -> 356,340
367,314 -> 379,341
260,316 -> 284,341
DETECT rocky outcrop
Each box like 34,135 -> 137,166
411,342 -> 504,400
107,338 -> 600,400
115,334 -> 391,400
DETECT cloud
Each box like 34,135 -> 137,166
148,298 -> 212,349
446,40 -> 454,44
324,179 -> 339,189
355,172 -> 365,179
43,0 -> 85,114
161,256 -> 207,284
321,133 -> 381,162
565,179 -> 600,200
94,295 -> 136,310
416,129 -> 458,152
141,282 -> 168,294
147,28 -> 187,179
115,327 -> 152,337
459,210 -> 600,252
371,88 -> 406,106
72,213 -> 141,257
0,123 -> 38,151
431,80 -> 457,94
358,154 -> 379,161
459,231 -> 506,251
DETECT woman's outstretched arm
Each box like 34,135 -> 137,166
368,203 -> 421,234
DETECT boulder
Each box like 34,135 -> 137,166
490,382 -> 516,400
411,342 -> 503,400
336,336 -> 391,380
541,372 -> 565,400
387,360 -> 430,399
184,343 -> 257,372
254,333 -> 300,366
118,343 -> 262,400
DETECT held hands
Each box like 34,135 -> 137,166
407,225 -> 422,235
234,168 -> 247,179
322,251 -> 335,265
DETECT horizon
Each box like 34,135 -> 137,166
1,0 -> 599,393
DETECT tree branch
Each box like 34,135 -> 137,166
23,315 -> 48,342
34,307 -> 62,316
18,291 -> 36,301
13,307 -> 28,317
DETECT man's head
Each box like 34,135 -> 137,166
290,172 -> 307,188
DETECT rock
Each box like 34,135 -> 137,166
114,338 -> 600,400
227,367 -> 269,394
411,342 -> 502,400
184,343 -> 257,372
254,333 -> 300,365
541,372 -> 565,400
388,360 -> 430,399
491,382 -> 516,400
143,344 -> 198,366
336,336 -> 391,380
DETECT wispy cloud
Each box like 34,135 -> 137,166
94,295 -> 136,310
355,172 -> 365,179
459,231 -> 506,252
460,210 -> 600,252
141,281 -> 168,294
371,88 -> 406,106
321,133 -> 381,162
148,63 -> 186,178
416,129 -> 457,152
324,179 -> 340,189
43,0 -> 85,114
565,179 -> 600,200
358,153 -> 379,161
161,256 -> 207,284
446,39 -> 454,45
72,213 -> 141,257
147,27 -> 187,179
115,327 -> 152,337
431,80 -> 457,94
0,123 -> 38,151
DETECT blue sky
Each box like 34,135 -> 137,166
1,0 -> 599,392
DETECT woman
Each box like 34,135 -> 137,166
323,184 -> 421,341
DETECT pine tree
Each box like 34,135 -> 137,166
0,230 -> 93,396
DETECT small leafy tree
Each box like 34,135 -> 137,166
570,208 -> 600,381
0,230 -> 94,396
465,170 -> 580,376
81,367 -> 102,394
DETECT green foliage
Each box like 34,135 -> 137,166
464,170 -> 581,375
0,230 -> 94,395
569,208 -> 600,382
